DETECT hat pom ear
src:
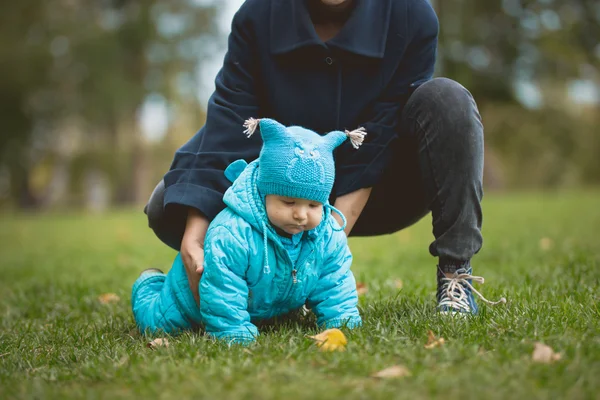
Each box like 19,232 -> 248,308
344,127 -> 367,149
243,118 -> 260,138
323,130 -> 348,151
257,118 -> 286,141
242,118 -> 286,141
323,127 -> 367,151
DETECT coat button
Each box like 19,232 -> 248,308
325,57 -> 333,65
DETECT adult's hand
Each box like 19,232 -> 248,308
180,208 -> 209,306
333,187 -> 372,236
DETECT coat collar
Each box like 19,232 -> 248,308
269,0 -> 392,58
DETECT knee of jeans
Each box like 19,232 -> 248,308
146,180 -> 166,229
408,78 -> 483,142
411,78 -> 478,116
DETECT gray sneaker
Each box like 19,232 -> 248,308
437,266 -> 506,315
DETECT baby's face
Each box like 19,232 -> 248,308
265,195 -> 323,236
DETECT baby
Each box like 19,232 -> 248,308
131,118 -> 367,343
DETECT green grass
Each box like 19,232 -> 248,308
1,190 -> 599,399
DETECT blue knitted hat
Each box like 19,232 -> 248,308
243,118 -> 366,204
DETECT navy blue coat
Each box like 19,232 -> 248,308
164,0 -> 439,221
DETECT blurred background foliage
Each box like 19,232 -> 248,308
0,0 -> 598,211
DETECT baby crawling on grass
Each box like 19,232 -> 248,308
131,118 -> 367,344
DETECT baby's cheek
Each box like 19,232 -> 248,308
310,210 -> 323,228
267,206 -> 282,222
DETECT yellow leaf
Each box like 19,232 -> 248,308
98,293 -> 120,304
532,342 -> 561,363
116,225 -> 131,243
117,254 -> 131,267
309,328 -> 347,352
147,338 -> 169,349
539,237 -> 553,251
356,282 -> 368,296
371,365 -> 411,379
115,356 -> 129,367
424,330 -> 445,349
397,230 -> 411,243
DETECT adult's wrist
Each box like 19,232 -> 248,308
333,187 -> 372,235
184,207 -> 209,247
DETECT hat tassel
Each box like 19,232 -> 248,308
345,127 -> 367,149
243,118 -> 261,138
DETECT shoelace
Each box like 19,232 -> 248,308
439,272 -> 507,312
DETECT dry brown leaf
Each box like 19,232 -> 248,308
371,365 -> 411,379
539,237 -> 553,251
478,347 -> 492,357
397,230 -> 411,243
98,293 -> 120,304
115,356 -> 129,367
117,254 -> 131,267
356,282 -> 368,296
310,359 -> 329,367
116,225 -> 132,243
424,330 -> 445,349
532,342 -> 561,363
308,328 -> 347,352
147,338 -> 169,349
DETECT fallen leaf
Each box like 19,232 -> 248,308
147,338 -> 169,349
424,330 -> 445,349
356,282 -> 368,296
115,356 -> 129,367
397,230 -> 411,243
394,279 -> 403,289
116,225 -> 131,243
308,328 -> 347,352
98,293 -> 120,304
310,359 -> 329,367
478,347 -> 492,356
539,237 -> 553,251
128,329 -> 141,338
532,342 -> 561,363
371,365 -> 411,379
117,254 -> 131,267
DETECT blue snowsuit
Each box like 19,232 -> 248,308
131,160 -> 362,343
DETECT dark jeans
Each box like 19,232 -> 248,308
145,78 -> 484,264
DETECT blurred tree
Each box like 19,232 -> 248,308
54,0 -> 219,206
0,1 -> 53,208
0,0 -> 218,209
433,0 -> 520,105
431,0 -> 600,188
2,0 -> 599,209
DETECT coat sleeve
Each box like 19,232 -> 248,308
306,228 -> 362,329
163,3 -> 263,221
199,225 -> 258,344
335,0 -> 439,196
